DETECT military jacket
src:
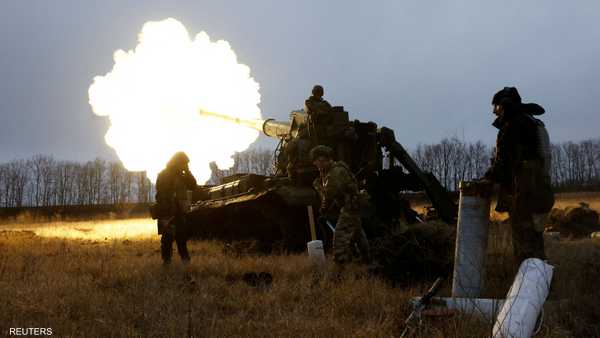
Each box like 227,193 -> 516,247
484,109 -> 554,213
155,167 -> 197,216
304,96 -> 332,117
313,161 -> 360,215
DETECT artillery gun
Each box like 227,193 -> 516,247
187,107 -> 457,250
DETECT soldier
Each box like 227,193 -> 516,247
304,84 -> 332,117
155,151 -> 197,265
482,87 -> 554,265
284,125 -> 317,185
305,85 -> 333,142
310,145 -> 370,266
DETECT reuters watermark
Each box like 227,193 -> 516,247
8,328 -> 53,336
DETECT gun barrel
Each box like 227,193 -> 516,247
199,110 -> 291,138
261,119 -> 292,138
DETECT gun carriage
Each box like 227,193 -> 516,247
186,107 -> 457,250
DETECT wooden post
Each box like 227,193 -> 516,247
307,205 -> 317,241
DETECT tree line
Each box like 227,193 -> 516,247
208,148 -> 275,184
1,139 -> 598,208
0,156 -> 153,208
411,137 -> 600,192
0,149 -> 276,208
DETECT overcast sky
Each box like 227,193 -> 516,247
1,1 -> 599,163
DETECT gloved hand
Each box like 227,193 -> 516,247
317,215 -> 327,225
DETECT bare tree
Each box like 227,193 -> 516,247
29,155 -> 55,207
0,164 -> 8,207
412,138 -> 491,191
108,162 -> 125,204
549,138 -> 600,190
0,160 -> 29,207
136,171 -> 152,203
54,161 -> 77,206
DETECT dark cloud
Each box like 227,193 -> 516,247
1,1 -> 599,162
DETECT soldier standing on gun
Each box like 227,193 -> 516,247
304,84 -> 332,118
155,151 -> 197,266
481,87 -> 554,265
305,85 -> 333,142
310,145 -> 370,266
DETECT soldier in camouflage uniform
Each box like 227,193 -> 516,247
284,125 -> 317,185
482,87 -> 554,265
304,85 -> 332,118
155,152 -> 197,265
305,85 -> 333,142
310,145 -> 370,265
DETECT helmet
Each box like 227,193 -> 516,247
311,85 -> 324,98
310,145 -> 333,161
167,151 -> 190,168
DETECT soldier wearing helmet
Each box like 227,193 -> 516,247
155,151 -> 197,265
310,145 -> 370,266
482,87 -> 554,265
305,85 -> 332,114
305,85 -> 333,141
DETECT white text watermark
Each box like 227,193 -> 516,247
9,328 -> 53,336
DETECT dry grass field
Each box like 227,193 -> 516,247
552,191 -> 600,211
1,194 -> 599,337
409,192 -> 600,222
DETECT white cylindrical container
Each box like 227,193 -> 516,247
452,181 -> 492,298
307,240 -> 326,266
492,258 -> 554,338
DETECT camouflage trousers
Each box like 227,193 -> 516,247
158,216 -> 190,263
333,207 -> 370,265
509,210 -> 547,266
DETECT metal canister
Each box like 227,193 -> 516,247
452,180 -> 492,298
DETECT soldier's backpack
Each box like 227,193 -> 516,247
515,115 -> 555,214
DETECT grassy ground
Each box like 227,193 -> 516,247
1,218 -> 599,337
2,191 -> 600,337
552,191 -> 600,211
